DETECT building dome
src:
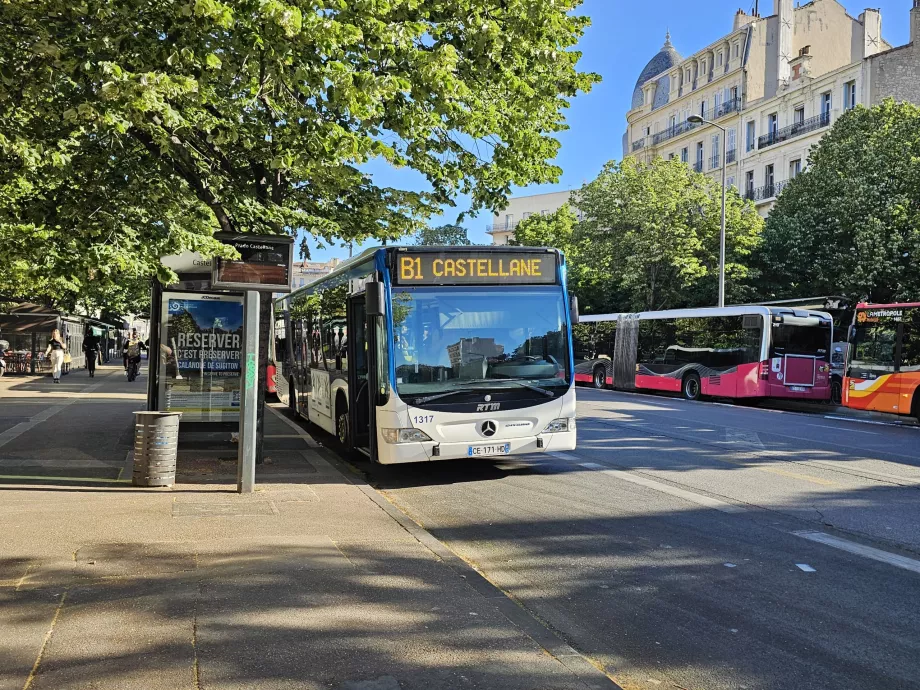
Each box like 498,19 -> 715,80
631,32 -> 682,110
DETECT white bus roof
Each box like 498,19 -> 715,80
580,305 -> 832,323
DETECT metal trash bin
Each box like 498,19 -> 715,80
132,411 -> 182,487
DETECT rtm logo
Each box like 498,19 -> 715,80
477,403 -> 501,412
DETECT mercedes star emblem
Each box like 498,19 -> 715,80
481,421 -> 497,437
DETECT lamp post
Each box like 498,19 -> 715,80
688,115 -> 727,308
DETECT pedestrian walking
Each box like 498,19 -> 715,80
45,328 -> 67,383
82,330 -> 101,378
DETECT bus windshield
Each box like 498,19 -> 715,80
770,322 -> 831,360
391,287 -> 571,398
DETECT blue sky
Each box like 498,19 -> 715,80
307,0 -> 913,262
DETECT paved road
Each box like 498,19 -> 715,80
350,389 -> 920,690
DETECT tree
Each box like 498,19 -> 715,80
574,157 -> 763,313
755,100 -> 920,303
414,224 -> 471,246
0,0 -> 598,307
510,203 -> 615,309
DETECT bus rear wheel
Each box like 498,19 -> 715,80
336,407 -> 349,446
682,372 -> 702,401
593,366 -> 606,389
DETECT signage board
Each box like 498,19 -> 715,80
158,292 -> 244,422
211,233 -> 294,292
393,250 -> 557,286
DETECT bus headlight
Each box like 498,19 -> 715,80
381,428 -> 433,444
542,418 -> 575,434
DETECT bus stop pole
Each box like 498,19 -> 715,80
237,290 -> 259,494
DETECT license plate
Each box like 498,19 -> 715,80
468,443 -> 511,457
789,385 -> 808,392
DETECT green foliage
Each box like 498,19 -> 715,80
0,0 -> 598,309
550,158 -> 763,314
756,100 -> 920,304
414,224 -> 472,247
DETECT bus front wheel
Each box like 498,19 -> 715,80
682,373 -> 702,401
830,377 -> 843,406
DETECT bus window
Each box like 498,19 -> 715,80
770,322 -> 831,360
901,310 -> 920,372
851,322 -> 897,375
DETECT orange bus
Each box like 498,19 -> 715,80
844,302 -> 920,421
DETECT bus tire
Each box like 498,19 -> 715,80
592,365 -> 607,389
830,377 -> 843,406
682,372 -> 702,401
335,393 -> 349,447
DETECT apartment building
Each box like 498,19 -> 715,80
487,190 -> 576,245
626,0 -> 918,216
291,258 -> 341,289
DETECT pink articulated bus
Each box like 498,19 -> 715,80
574,306 -> 833,402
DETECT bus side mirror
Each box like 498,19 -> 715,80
570,295 -> 580,325
366,282 -> 386,317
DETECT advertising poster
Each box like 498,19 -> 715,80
161,293 -> 244,422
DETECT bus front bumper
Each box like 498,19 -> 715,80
376,431 -> 577,465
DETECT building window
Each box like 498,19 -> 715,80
717,52 -> 723,67
645,126 -> 651,136
730,86 -> 739,103
746,121 -> 756,152
714,91 -> 723,114
681,147 -> 689,163
794,105 -> 805,126
790,159 -> 802,179
669,153 -> 676,160
711,134 -> 721,168
844,80 -> 856,110
733,42 -> 740,58
686,69 -> 692,84
768,113 -> 778,137
727,127 -> 737,160
696,142 -> 704,171
821,92 -> 832,118
745,171 -> 755,197
765,164 -> 775,190
727,176 -> 736,189
522,212 -> 532,220
669,114 -> 677,131
505,214 -> 514,228
700,100 -> 706,117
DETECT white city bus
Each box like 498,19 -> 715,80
273,246 -> 578,464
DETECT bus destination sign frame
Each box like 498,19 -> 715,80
393,251 -> 557,286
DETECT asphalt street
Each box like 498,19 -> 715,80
351,389 -> 920,690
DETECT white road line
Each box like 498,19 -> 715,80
793,530 -> 920,576
824,415 -> 917,429
548,452 -> 579,461
795,563 -> 817,572
804,423 -> 879,435
578,463 -> 746,514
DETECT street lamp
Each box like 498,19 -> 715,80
688,114 -> 727,308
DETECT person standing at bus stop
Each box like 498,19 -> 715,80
45,328 -> 67,383
82,330 -> 101,378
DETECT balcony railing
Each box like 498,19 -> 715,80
758,112 -> 830,149
632,138 -> 646,152
693,161 -> 704,173
710,154 -> 721,170
744,180 -> 790,202
711,97 -> 742,120
649,98 -> 743,148
486,221 -> 520,235
725,148 -> 737,164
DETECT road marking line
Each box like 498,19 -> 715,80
548,452 -> 578,461
578,463 -> 746,514
796,563 -> 817,572
793,530 -> 920,575
804,423 -> 879,435
0,475 -> 131,484
824,415 -> 917,429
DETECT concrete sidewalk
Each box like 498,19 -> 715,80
0,365 -> 617,689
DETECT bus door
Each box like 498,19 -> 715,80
347,294 -> 377,457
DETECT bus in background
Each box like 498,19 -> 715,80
273,246 -> 578,464
844,302 -> 920,421
575,306 -> 833,402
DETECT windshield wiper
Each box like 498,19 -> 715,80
411,379 -> 556,405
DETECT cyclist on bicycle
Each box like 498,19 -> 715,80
122,330 -> 146,380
